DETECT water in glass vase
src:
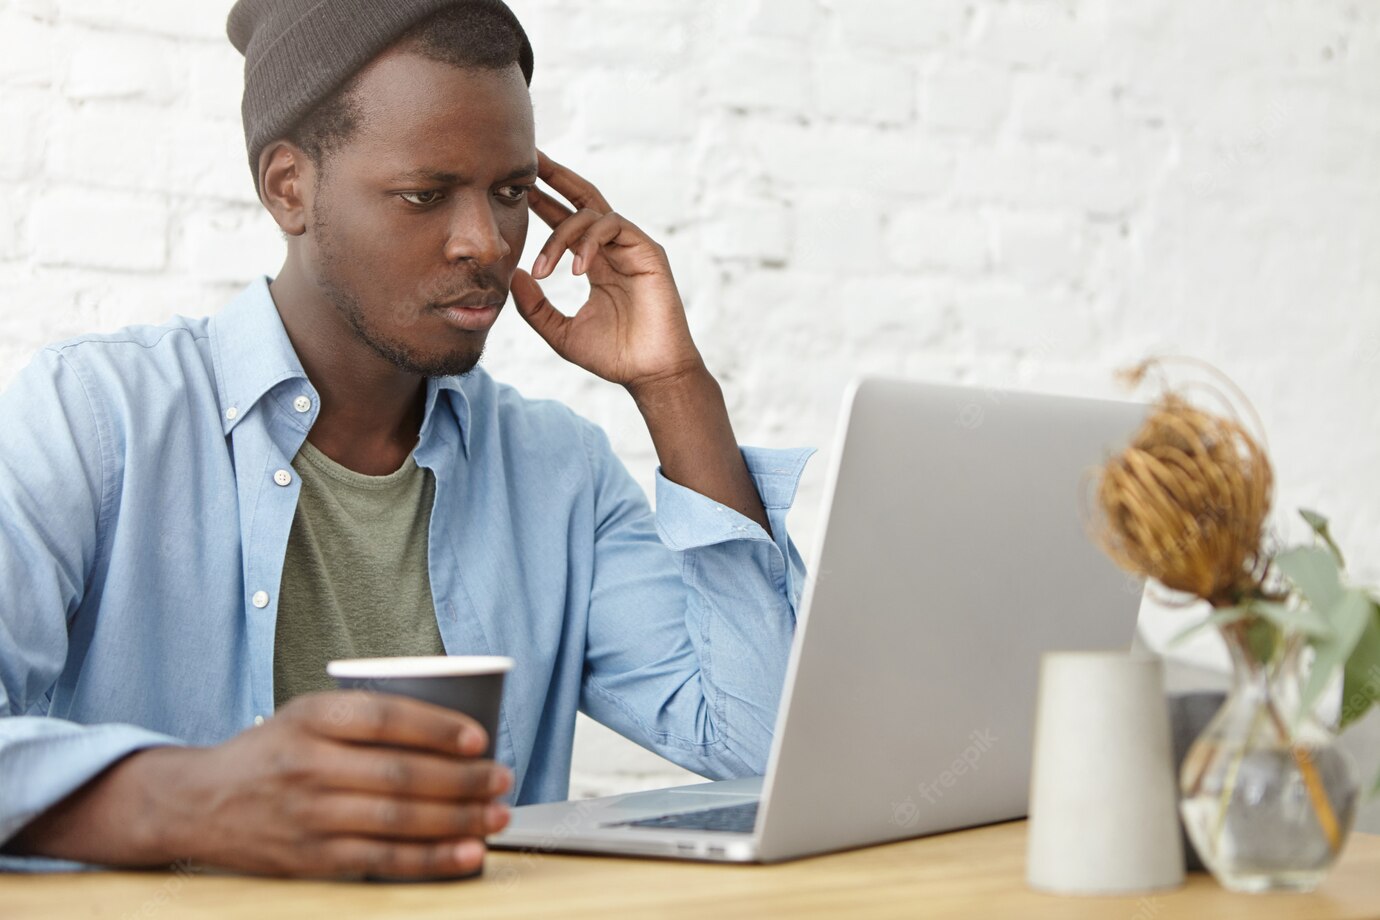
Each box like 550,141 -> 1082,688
1179,626 -> 1360,893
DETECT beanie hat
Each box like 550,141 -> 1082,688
227,0 -> 534,196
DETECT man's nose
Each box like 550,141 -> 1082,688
443,195 -> 512,266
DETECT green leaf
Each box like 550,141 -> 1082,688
1299,589 -> 1373,722
1298,508 -> 1345,567
1168,606 -> 1249,647
1339,602 -> 1380,730
1251,600 -> 1333,639
1246,617 -> 1279,664
1299,508 -> 1329,531
1276,545 -> 1344,612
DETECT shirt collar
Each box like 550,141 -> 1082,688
209,275 -> 472,457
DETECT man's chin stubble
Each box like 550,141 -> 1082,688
340,302 -> 486,378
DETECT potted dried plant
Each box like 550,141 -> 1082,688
1084,357 -> 1378,893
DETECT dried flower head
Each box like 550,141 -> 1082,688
1086,358 -> 1274,608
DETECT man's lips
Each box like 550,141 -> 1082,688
434,296 -> 504,331
438,291 -> 506,309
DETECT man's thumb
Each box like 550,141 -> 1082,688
510,269 -> 568,353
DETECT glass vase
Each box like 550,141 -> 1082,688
1179,625 -> 1360,892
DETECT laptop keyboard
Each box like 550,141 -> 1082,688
604,800 -> 759,833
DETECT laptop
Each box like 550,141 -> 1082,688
488,375 -> 1147,863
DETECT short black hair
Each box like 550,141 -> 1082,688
285,2 -> 528,179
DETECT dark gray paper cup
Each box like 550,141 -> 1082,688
326,655 -> 515,882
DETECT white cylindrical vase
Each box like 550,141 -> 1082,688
1026,651 -> 1185,895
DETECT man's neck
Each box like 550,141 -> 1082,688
269,269 -> 426,476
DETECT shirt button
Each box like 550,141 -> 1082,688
273,469 -> 292,487
225,406 -> 239,421
253,715 -> 266,726
251,590 -> 270,608
293,395 -> 312,413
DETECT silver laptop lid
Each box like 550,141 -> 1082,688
754,376 -> 1147,862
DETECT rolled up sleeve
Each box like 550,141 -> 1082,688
653,445 -> 815,606
577,418 -> 815,778
0,349 -> 185,872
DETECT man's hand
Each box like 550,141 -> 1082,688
511,148 -> 772,532
511,148 -> 707,395
6,691 -> 513,880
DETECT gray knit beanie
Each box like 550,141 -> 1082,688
227,0 -> 534,196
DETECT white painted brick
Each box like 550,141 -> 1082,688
28,187 -> 168,270
10,0 -> 59,18
950,285 -> 1098,357
578,71 -> 695,144
702,200 -> 792,263
0,90 -> 49,180
885,207 -> 988,275
571,144 -> 695,238
952,148 -> 1140,215
54,0 -> 227,40
529,81 -> 575,143
177,207 -> 285,284
828,0 -> 969,53
46,104 -> 170,192
1015,72 -> 1123,151
64,27 -> 178,103
0,9 -> 58,87
992,212 -> 1087,289
733,119 -> 953,198
184,43 -> 246,124
0,189 -> 23,260
973,0 -> 1109,71
792,191 -> 887,271
743,0 -> 822,42
923,61 -> 1011,135
705,40 -> 811,114
812,53 -> 915,125
532,5 -> 691,71
166,118 -> 260,204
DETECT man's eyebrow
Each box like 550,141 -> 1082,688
393,162 -> 539,184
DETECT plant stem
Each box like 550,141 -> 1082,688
1261,697 -> 1342,853
1214,622 -> 1343,855
1212,699 -> 1266,849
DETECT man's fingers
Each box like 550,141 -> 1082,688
531,207 -> 604,279
308,836 -> 487,881
319,745 -> 512,802
528,183 -> 573,230
288,691 -> 488,757
536,147 -> 612,213
299,792 -> 509,840
570,214 -> 656,277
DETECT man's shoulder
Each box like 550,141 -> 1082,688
15,315 -> 219,420
42,314 -> 213,372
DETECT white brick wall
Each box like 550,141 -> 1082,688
3,0 -> 1380,810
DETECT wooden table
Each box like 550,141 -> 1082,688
4,821 -> 1378,919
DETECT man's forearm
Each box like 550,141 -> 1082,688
628,365 -> 771,535
3,746 -> 187,866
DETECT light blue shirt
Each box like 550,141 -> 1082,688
0,276 -> 813,872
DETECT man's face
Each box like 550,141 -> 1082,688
301,49 -> 536,377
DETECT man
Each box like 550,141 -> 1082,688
0,0 -> 812,880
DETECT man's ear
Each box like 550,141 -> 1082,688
259,141 -> 313,237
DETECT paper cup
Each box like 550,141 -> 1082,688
326,655 -> 514,883
327,655 -> 514,760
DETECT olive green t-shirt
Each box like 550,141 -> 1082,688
272,438 -> 446,710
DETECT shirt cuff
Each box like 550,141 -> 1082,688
0,722 -> 186,872
653,446 -> 815,551
0,853 -> 101,873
